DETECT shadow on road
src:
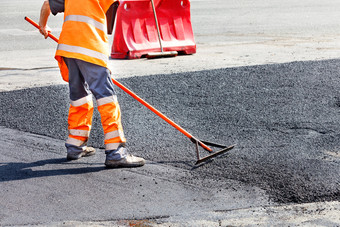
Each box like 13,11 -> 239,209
0,158 -> 105,182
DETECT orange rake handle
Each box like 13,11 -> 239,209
25,17 -> 59,43
24,16 -> 213,152
110,79 -> 212,152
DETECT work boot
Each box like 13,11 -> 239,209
67,146 -> 96,160
105,146 -> 145,168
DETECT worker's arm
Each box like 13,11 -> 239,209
39,0 -> 51,39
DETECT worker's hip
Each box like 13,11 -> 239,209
63,57 -> 115,101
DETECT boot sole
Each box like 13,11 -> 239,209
105,161 -> 145,168
67,150 -> 96,160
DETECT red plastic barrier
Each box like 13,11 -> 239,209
111,0 -> 196,59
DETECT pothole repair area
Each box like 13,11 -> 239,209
1,59 -> 339,204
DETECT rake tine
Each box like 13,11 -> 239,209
195,144 -> 235,165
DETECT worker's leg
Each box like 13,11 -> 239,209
75,60 -> 126,154
74,59 -> 145,167
64,57 -> 96,160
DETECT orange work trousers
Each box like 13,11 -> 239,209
64,57 -> 126,153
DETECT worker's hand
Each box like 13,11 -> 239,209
39,25 -> 51,39
39,0 -> 51,39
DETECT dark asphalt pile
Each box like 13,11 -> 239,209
1,59 -> 340,204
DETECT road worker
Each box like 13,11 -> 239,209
38,0 -> 145,168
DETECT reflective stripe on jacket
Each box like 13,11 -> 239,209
55,0 -> 115,82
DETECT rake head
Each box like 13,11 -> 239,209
192,138 -> 235,165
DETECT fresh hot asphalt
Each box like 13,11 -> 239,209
1,59 -> 340,206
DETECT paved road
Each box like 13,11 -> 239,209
2,0 -> 340,90
1,0 -> 340,226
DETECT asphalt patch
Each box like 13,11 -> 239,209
1,59 -> 340,204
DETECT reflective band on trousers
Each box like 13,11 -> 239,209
64,15 -> 106,33
105,143 -> 121,150
70,95 -> 92,107
57,44 -> 108,63
69,129 -> 90,137
104,130 -> 122,141
66,137 -> 86,147
97,95 -> 118,106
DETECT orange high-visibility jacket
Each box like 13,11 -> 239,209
55,0 -> 115,82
